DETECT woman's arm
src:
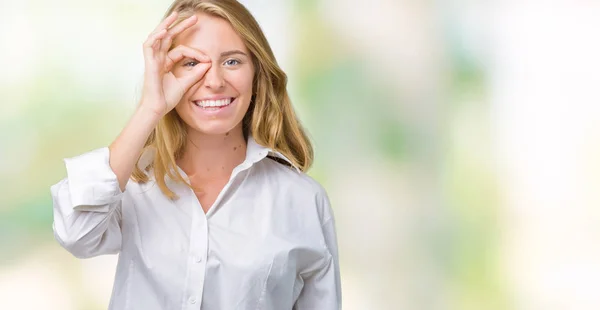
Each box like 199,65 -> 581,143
51,11 -> 210,258
294,190 -> 342,309
109,107 -> 161,191
51,105 -> 160,258
51,147 -> 125,258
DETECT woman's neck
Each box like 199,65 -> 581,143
177,127 -> 247,181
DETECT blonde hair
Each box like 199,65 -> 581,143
131,0 -> 313,199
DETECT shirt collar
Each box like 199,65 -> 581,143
137,135 -> 300,173
245,135 -> 300,172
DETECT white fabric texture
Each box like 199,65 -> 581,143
51,136 -> 341,310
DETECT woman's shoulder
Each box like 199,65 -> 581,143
258,157 -> 333,220
260,155 -> 328,196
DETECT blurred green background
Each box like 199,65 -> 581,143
2,0 -> 600,309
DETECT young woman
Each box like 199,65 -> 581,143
50,0 -> 341,309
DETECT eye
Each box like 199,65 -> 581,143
224,59 -> 240,66
183,60 -> 198,67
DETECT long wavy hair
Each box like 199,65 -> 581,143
131,0 -> 313,199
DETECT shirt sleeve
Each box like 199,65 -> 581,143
51,147 -> 124,259
294,190 -> 342,309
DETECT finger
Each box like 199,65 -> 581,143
143,28 -> 168,59
179,62 -> 212,91
168,14 -> 197,36
160,15 -> 198,52
164,45 -> 211,72
152,11 -> 178,34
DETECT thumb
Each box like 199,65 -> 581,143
179,63 -> 211,90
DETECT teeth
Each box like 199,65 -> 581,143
195,98 -> 232,108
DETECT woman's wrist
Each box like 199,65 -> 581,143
135,102 -> 165,124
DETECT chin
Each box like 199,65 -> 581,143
190,126 -> 234,136
186,118 -> 244,136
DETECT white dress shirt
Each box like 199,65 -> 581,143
51,135 -> 341,310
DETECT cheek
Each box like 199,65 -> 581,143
226,70 -> 254,96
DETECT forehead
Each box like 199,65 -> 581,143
174,12 -> 248,53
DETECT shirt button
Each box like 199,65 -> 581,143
189,297 -> 197,304
194,256 -> 202,263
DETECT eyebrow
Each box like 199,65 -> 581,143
221,50 -> 248,58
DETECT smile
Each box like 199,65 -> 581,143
193,98 -> 235,109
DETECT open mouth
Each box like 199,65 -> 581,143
192,97 -> 236,110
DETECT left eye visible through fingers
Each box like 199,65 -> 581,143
179,57 -> 241,69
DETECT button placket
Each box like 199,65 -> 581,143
186,194 -> 208,308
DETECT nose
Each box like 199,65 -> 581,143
203,63 -> 225,89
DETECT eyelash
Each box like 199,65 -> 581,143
183,59 -> 242,67
224,59 -> 241,66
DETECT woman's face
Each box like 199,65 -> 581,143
172,12 -> 254,136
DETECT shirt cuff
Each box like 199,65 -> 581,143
64,147 -> 123,211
